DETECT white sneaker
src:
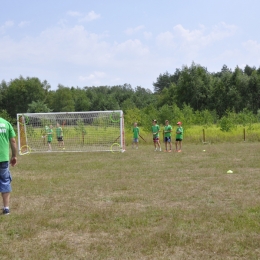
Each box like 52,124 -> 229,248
154,148 -> 157,151
159,148 -> 162,152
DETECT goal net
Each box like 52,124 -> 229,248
17,111 -> 125,154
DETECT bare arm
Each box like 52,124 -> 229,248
10,137 -> 17,167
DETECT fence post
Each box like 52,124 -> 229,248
243,128 -> 245,141
203,129 -> 206,143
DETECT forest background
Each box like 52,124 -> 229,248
1,62 -> 260,135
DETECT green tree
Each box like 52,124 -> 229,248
71,87 -> 90,111
153,71 -> 172,93
3,76 -> 46,117
0,80 -> 8,110
52,85 -> 75,112
27,101 -> 52,113
0,109 -> 15,125
124,107 -> 141,127
247,71 -> 260,113
176,62 -> 212,111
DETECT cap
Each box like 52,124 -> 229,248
177,121 -> 182,125
152,119 -> 157,122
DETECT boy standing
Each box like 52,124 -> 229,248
47,125 -> 53,151
151,120 -> 161,151
0,117 -> 17,215
132,122 -> 139,149
164,120 -> 172,152
56,123 -> 65,149
175,121 -> 183,152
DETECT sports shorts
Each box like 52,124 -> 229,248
57,137 -> 63,142
164,137 -> 171,142
153,137 -> 159,142
133,138 -> 139,143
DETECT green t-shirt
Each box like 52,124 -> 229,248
164,125 -> 172,137
151,125 -> 160,138
56,127 -> 63,137
176,126 -> 183,139
47,128 -> 53,142
0,118 -> 16,162
133,127 -> 139,138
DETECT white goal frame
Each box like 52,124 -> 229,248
17,110 -> 125,154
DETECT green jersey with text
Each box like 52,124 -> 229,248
0,117 -> 16,162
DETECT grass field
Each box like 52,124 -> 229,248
1,142 -> 260,259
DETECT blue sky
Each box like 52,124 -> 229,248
1,0 -> 260,92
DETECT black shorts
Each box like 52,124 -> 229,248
176,138 -> 182,141
57,137 -> 63,142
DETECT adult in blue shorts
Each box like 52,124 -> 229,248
0,117 -> 17,215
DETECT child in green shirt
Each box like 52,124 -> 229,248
151,120 -> 161,152
164,120 -> 172,152
132,122 -> 139,149
175,121 -> 183,152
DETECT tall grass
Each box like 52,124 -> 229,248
125,124 -> 260,146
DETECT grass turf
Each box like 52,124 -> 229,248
1,142 -> 260,259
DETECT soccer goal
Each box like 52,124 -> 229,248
17,111 -> 125,154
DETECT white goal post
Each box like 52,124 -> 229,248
17,110 -> 125,154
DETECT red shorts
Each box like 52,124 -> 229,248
153,137 -> 159,142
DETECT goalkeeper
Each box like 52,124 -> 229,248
56,123 -> 65,150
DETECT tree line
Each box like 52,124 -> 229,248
1,62 -> 260,131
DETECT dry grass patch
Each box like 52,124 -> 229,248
0,143 -> 260,259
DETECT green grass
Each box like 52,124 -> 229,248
1,142 -> 260,259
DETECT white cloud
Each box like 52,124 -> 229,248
18,21 -> 30,28
173,22 -> 236,46
243,40 -> 260,53
242,40 -> 260,63
79,11 -> 101,22
124,25 -> 145,35
0,21 -> 14,34
0,24 -> 110,66
67,11 -> 81,17
79,71 -> 106,85
114,39 -> 149,56
154,22 -> 238,63
156,31 -> 175,48
67,10 -> 101,23
144,31 -> 152,40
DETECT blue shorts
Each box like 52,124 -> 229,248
133,138 -> 139,143
164,137 -> 171,143
0,161 -> 12,193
